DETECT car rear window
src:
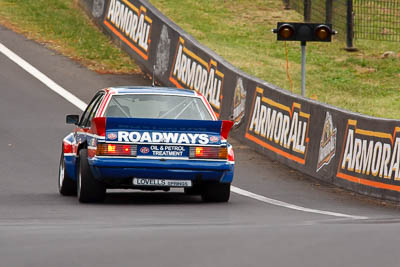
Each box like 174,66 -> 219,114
104,94 -> 214,120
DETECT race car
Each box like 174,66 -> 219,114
58,86 -> 235,203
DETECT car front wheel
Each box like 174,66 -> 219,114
77,149 -> 106,203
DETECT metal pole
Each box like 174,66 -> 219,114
301,41 -> 306,97
326,0 -> 333,24
346,0 -> 357,51
304,0 -> 311,22
283,0 -> 290,9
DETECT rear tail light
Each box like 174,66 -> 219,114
189,146 -> 228,159
228,146 -> 234,162
96,143 -> 137,156
63,141 -> 73,154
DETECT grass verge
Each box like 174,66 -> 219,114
0,0 -> 139,74
0,0 -> 398,118
150,0 -> 400,119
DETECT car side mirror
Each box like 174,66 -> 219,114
66,115 -> 79,125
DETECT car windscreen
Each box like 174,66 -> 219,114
104,94 -> 214,120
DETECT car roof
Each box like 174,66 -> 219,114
106,86 -> 197,96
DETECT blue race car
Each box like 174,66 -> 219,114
59,87 -> 235,203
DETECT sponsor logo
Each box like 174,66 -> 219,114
169,37 -> 224,115
209,136 -> 219,143
104,0 -> 152,60
117,131 -> 210,145
317,112 -> 337,172
140,147 -> 150,154
245,87 -> 310,164
232,77 -> 247,126
107,132 -> 118,140
150,145 -> 185,157
92,0 -> 105,18
155,25 -> 171,77
338,120 -> 400,189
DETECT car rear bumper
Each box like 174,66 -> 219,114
88,157 -> 234,183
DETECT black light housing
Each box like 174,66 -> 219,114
273,22 -> 334,42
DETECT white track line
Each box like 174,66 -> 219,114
231,186 -> 367,219
0,43 -> 87,111
0,42 -> 367,220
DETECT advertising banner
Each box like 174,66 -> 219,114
336,118 -> 400,197
246,86 -> 310,165
79,0 -> 400,201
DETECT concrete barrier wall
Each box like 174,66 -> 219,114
80,0 -> 400,201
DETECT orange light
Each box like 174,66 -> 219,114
108,144 -> 116,153
218,147 -> 228,159
279,24 -> 295,39
195,147 -> 204,157
191,146 -> 228,159
315,25 -> 331,41
316,28 -> 328,40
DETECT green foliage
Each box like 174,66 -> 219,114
0,0 -> 398,118
151,0 -> 400,119
0,0 -> 138,73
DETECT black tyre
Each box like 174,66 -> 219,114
184,185 -> 202,195
58,152 -> 77,196
201,183 -> 231,202
77,149 -> 106,203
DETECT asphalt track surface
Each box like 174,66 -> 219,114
1,25 -> 400,267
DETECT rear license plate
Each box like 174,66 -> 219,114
133,178 -> 192,188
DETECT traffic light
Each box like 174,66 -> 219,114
273,22 -> 335,42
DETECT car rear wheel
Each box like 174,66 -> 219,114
58,152 -> 77,196
184,185 -> 202,195
77,149 -> 106,203
201,183 -> 231,202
